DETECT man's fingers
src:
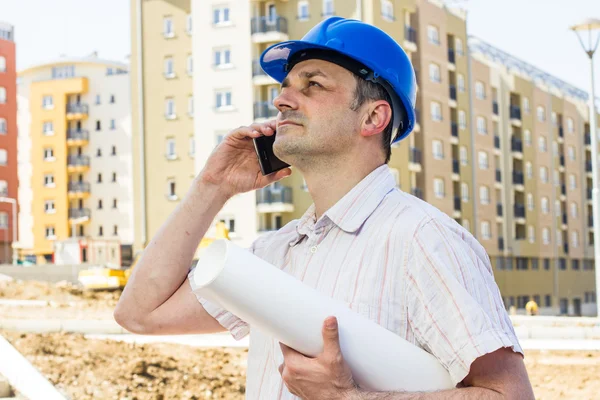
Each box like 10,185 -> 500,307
322,316 -> 342,359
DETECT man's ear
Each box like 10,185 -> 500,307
360,100 -> 392,138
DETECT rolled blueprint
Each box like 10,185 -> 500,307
191,239 -> 454,392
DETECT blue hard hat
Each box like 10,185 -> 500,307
260,16 -> 417,144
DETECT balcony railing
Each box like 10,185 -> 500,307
253,102 -> 278,119
454,196 -> 461,212
252,60 -> 266,77
586,160 -> 593,172
66,104 -> 89,115
589,216 -> 594,227
510,105 -> 521,120
409,147 -> 421,164
562,214 -> 568,225
511,136 -> 523,152
514,203 -> 526,218
513,170 -> 524,185
68,182 -> 91,193
256,186 -> 293,205
498,237 -> 505,250
558,126 -> 564,138
251,16 -> 288,35
563,243 -> 569,254
451,122 -> 458,137
411,187 -> 423,199
494,135 -> 500,149
415,108 -> 420,124
405,26 -> 417,44
559,155 -> 565,167
492,101 -> 499,115
561,184 -> 566,195
67,155 -> 90,167
585,133 -> 591,145
68,208 -> 91,219
449,85 -> 457,100
496,169 -> 502,182
452,159 -> 459,174
448,48 -> 456,63
66,129 -> 89,141
588,188 -> 593,200
497,203 -> 503,216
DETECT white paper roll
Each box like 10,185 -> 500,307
192,239 -> 454,392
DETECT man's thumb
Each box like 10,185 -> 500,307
322,316 -> 340,353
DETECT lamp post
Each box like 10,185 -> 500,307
571,18 -> 600,316
0,197 -> 18,265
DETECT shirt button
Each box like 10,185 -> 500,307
310,246 -> 318,253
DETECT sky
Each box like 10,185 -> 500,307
1,0 -> 599,97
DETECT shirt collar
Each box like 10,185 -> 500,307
294,165 -> 396,240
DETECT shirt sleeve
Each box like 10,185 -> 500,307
405,218 -> 523,386
188,233 -> 274,341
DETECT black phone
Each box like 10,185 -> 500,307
253,132 -> 290,176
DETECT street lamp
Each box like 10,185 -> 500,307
571,18 -> 600,317
0,197 -> 18,265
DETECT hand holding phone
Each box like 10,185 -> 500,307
253,131 -> 290,176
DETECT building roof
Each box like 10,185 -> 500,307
19,53 -> 128,76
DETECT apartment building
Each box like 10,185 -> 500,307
130,0 -> 195,254
0,22 -> 18,264
17,56 -> 134,263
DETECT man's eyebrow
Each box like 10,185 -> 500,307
281,69 -> 328,88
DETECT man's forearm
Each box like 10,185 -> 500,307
351,387 -> 503,400
115,179 -> 229,323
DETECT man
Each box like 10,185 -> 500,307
115,17 -> 534,399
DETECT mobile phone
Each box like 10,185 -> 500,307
253,132 -> 290,176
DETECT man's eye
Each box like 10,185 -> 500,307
308,81 -> 322,88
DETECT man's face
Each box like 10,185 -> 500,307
272,59 -> 361,166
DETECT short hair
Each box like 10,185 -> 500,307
350,76 -> 393,163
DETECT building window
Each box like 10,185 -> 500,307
167,179 -> 177,200
523,129 -> 531,146
97,148 -> 102,157
476,116 -> 487,134
427,25 -> 440,45
112,172 -> 117,182
429,63 -> 441,83
567,117 -> 574,133
0,118 -> 5,135
479,186 -> 490,205
297,1 -> 309,20
189,136 -> 195,158
475,81 -> 486,99
478,151 -> 489,170
540,167 -> 548,183
98,199 -> 103,209
111,146 -> 116,156
553,170 -> 559,186
44,200 -> 55,214
44,174 -> 55,187
110,95 -> 115,104
542,227 -> 550,245
214,48 -> 231,67
215,90 -> 233,110
187,54 -> 194,74
570,202 -> 578,218
52,65 -> 75,79
458,110 -> 466,129
430,101 -> 442,121
523,97 -> 530,114
165,98 -> 176,119
541,197 -> 549,214
481,221 -> 491,240
432,140 -> 444,159
110,119 -> 116,130
213,6 -> 231,25
538,136 -> 547,152
537,106 -> 545,122
42,95 -> 53,109
99,226 -> 104,237
220,216 -> 236,233
113,198 -> 118,208
381,0 -> 394,21
461,182 -> 469,202
166,138 -> 177,159
459,146 -> 468,166
96,120 -> 101,131
568,146 -> 576,161
0,56 -> 5,72
97,173 -> 102,183
0,180 -> 6,196
528,225 -> 535,243
163,16 -> 174,38
527,193 -> 534,211
555,200 -> 561,216
525,162 -> 533,179
43,121 -> 53,135
95,94 -> 101,105
569,174 -> 577,190
457,74 -> 465,92
164,57 -> 174,78
188,95 -> 194,117
323,0 -> 335,17
433,178 -> 445,198
572,231 -> 579,248
45,226 -> 56,239
0,212 -> 7,229
43,148 -> 54,161
551,112 -> 557,125
186,13 -> 193,34
114,225 -> 118,236
455,37 -> 464,55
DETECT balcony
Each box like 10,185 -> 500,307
254,102 -> 278,120
562,214 -> 568,225
448,48 -> 456,64
449,85 -> 457,101
415,109 -> 420,125
405,26 -> 417,44
409,146 -> 421,164
66,129 -> 89,145
514,203 -> 526,218
496,169 -> 502,183
256,185 -> 294,213
589,216 -> 594,228
68,208 -> 91,220
454,196 -> 461,212
251,16 -> 288,43
561,184 -> 566,195
494,135 -> 500,149
498,237 -> 505,250
411,187 -> 423,199
588,188 -> 593,200
66,104 -> 89,120
563,243 -> 569,254
512,171 -> 524,185
558,126 -> 564,138
67,155 -> 90,171
252,60 -> 277,85
497,203 -> 503,216
452,159 -> 459,174
509,105 -> 521,121
559,155 -> 565,167
586,160 -> 593,172
493,101 -> 499,115
67,182 -> 91,198
451,122 -> 458,137
511,136 -> 523,153
585,133 -> 591,145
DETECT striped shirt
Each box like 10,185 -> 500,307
189,165 -> 522,399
